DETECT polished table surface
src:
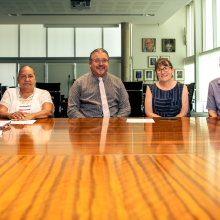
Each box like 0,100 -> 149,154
0,117 -> 220,219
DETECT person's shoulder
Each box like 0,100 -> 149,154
75,72 -> 91,83
209,77 -> 220,85
5,87 -> 18,94
35,88 -> 50,95
149,83 -> 156,89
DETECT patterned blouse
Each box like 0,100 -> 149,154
149,82 -> 188,117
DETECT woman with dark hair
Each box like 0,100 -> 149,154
0,65 -> 54,120
145,58 -> 189,117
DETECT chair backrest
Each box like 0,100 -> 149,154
186,83 -> 195,111
123,82 -> 143,117
36,83 -> 60,92
36,83 -> 61,117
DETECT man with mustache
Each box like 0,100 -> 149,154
67,48 -> 130,118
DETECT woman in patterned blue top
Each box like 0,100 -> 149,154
145,58 -> 189,117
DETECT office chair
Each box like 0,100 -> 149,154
36,83 -> 61,117
123,82 -> 143,117
186,83 -> 195,111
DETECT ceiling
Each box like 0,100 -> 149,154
0,0 -> 191,25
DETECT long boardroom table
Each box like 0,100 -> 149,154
0,117 -> 219,219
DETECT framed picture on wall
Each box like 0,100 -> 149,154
144,69 -> 154,81
162,39 -> 176,52
133,69 -> 143,81
175,69 -> 185,80
148,56 -> 158,68
142,38 -> 156,52
160,56 -> 170,60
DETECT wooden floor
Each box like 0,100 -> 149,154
0,117 -> 219,220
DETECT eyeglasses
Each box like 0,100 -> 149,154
92,59 -> 109,64
157,66 -> 172,73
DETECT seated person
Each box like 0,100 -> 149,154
145,58 -> 189,117
206,78 -> 220,117
0,65 -> 54,120
68,48 -> 130,118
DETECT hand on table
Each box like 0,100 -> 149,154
9,111 -> 26,121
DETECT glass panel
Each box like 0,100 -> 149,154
184,64 -> 195,84
48,28 -> 74,57
48,63 -> 74,99
103,25 -> 121,57
0,25 -> 18,57
0,63 -> 17,87
20,25 -> 46,57
205,0 -> 213,51
199,50 -> 220,102
217,0 -> 220,47
75,28 -> 102,57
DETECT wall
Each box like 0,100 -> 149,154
132,7 -> 186,83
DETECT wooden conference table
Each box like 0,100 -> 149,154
0,117 -> 220,219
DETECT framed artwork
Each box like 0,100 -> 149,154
148,56 -> 158,68
160,56 -> 170,60
162,39 -> 176,52
133,69 -> 143,81
144,69 -> 154,81
142,38 -> 156,52
175,69 -> 185,80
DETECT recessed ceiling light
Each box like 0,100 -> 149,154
8,14 -> 19,17
145,14 -> 155,16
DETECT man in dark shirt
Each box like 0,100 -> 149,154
67,48 -> 131,118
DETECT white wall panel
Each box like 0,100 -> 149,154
0,25 -> 18,57
48,28 -> 74,57
75,28 -> 102,57
0,63 -> 16,87
20,25 -> 46,57
103,26 -> 121,57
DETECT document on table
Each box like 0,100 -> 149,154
0,120 -> 11,128
11,120 -> 36,125
126,119 -> 155,123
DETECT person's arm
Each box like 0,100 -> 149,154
67,81 -> 86,118
116,83 -> 131,117
206,82 -> 218,117
208,110 -> 217,117
176,85 -> 188,117
145,87 -> 161,117
21,102 -> 53,120
0,105 -> 26,120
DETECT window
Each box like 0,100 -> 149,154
48,28 -> 75,57
0,25 -> 18,57
20,25 -> 46,57
204,0 -> 213,51
103,25 -> 121,57
75,28 -> 102,57
217,0 -> 220,47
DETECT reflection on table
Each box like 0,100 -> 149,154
0,117 -> 219,219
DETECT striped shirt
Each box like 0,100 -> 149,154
67,72 -> 131,118
149,82 -> 184,117
19,94 -> 33,113
206,77 -> 220,116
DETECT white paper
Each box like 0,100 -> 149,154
0,130 -> 2,136
11,120 -> 36,125
126,119 -> 155,123
0,120 -> 11,127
